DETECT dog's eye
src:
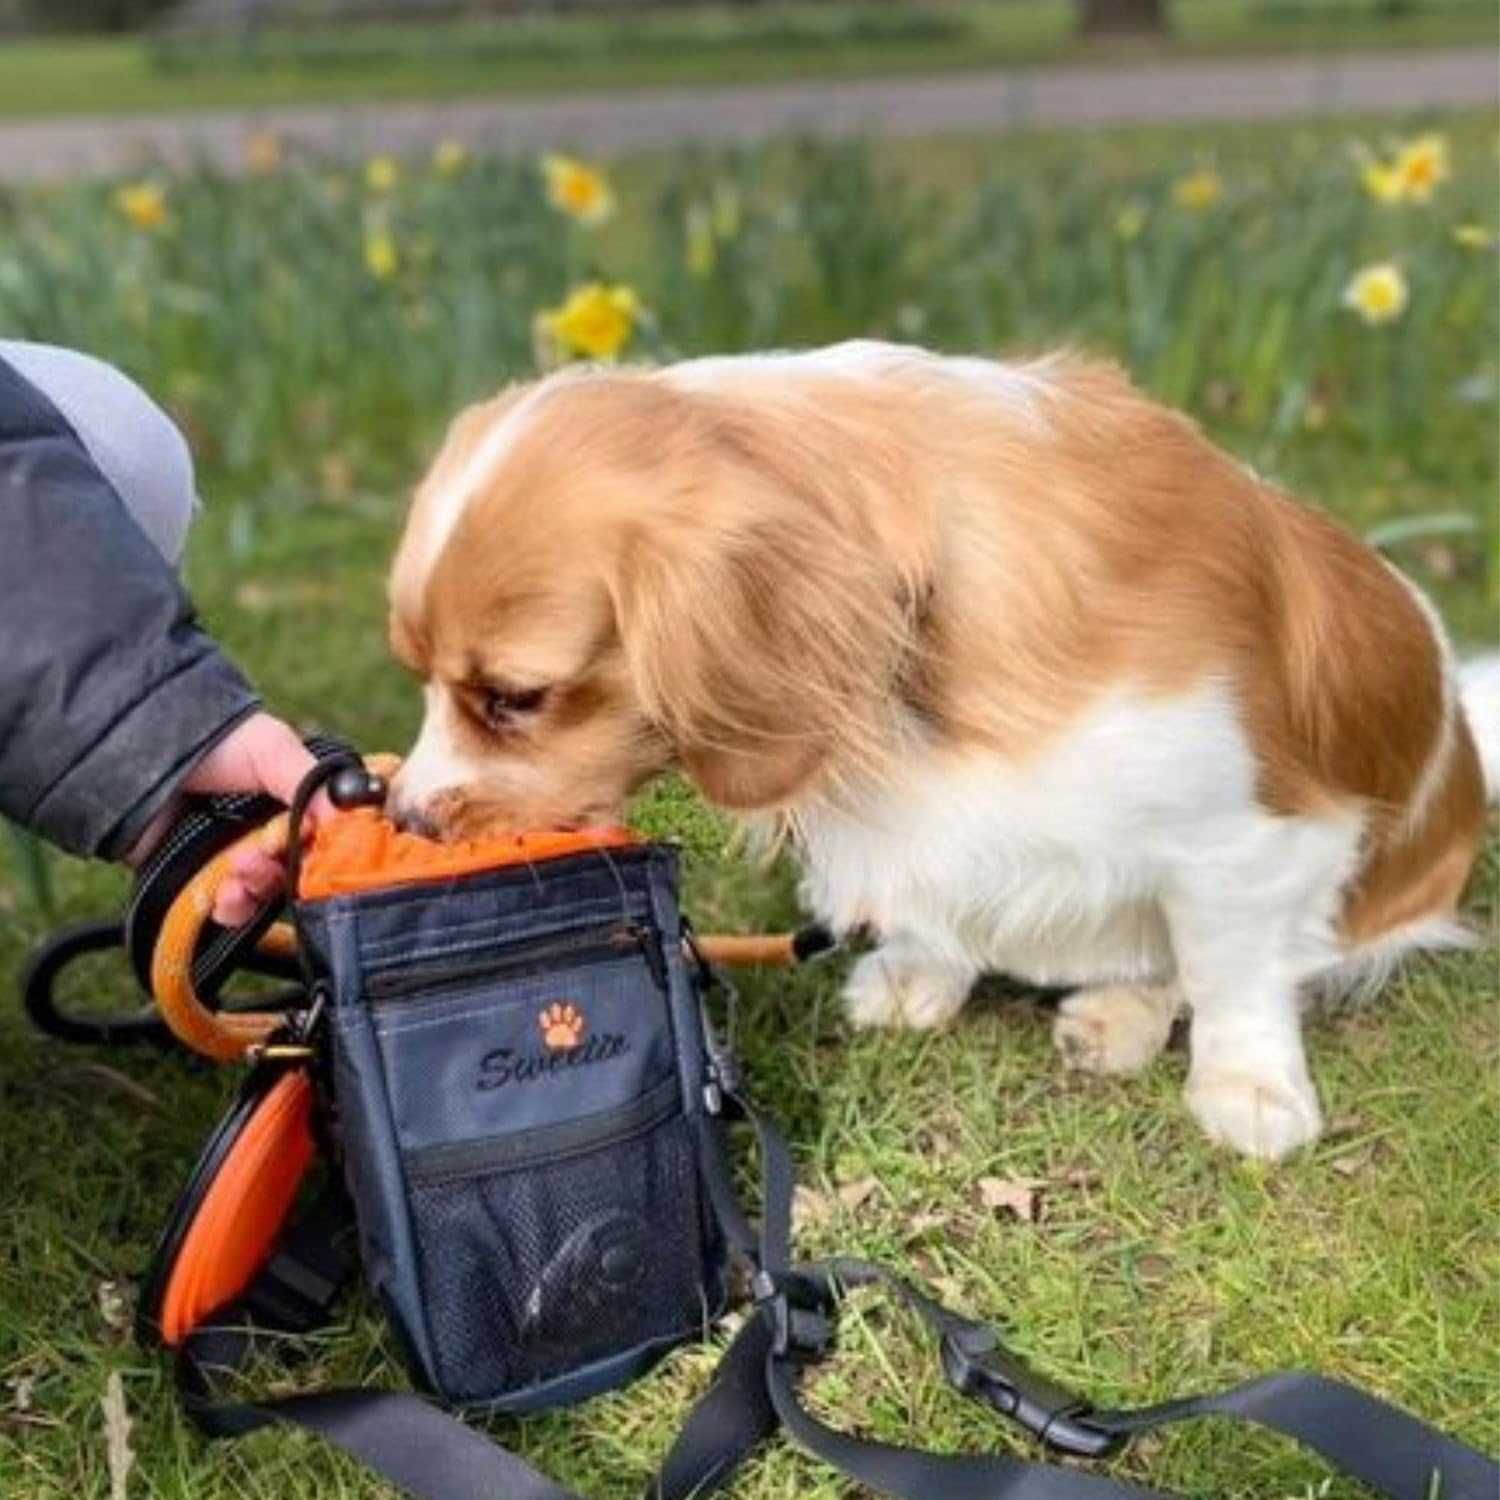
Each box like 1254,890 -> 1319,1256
480,685 -> 548,728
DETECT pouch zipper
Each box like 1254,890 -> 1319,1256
403,1074 -> 681,1183
367,921 -> 666,1004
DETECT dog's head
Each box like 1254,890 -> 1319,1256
386,367 -> 934,838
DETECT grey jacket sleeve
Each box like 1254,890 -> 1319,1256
0,355 -> 260,859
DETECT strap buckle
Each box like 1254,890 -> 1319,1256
754,1270 -> 836,1362
245,984 -> 328,1064
940,1324 -> 1122,1459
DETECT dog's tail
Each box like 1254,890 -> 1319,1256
1460,655 -> 1500,802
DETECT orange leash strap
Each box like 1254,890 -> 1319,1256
149,813 -> 292,1061
694,932 -> 802,967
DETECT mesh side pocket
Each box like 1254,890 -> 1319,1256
405,1110 -> 711,1404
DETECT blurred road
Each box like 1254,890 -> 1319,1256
1,47 -> 1492,181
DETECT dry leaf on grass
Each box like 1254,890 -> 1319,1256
794,1177 -> 880,1231
977,1176 -> 1044,1222
97,1281 -> 131,1334
836,1176 -> 879,1214
791,1184 -> 834,1232
102,1372 -> 133,1500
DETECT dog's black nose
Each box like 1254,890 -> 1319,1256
387,798 -> 442,840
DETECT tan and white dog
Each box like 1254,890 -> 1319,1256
386,342 -> 1498,1160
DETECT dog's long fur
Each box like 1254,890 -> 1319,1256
387,342 -> 1495,1159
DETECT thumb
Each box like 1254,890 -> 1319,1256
182,712 -> 317,807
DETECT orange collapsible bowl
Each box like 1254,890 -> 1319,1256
138,1065 -> 317,1348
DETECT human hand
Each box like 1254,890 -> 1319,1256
128,711 -> 321,926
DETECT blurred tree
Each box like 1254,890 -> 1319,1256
22,0 -> 178,30
1078,0 -> 1168,36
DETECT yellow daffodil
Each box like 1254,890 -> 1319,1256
1452,223 -> 1494,251
364,229 -> 399,281
539,282 -> 639,360
541,154 -> 615,226
1343,262 -> 1408,326
114,181 -> 168,232
1360,134 -> 1452,206
1114,199 -> 1147,242
685,204 -> 717,278
433,139 -> 469,178
365,155 -> 400,194
1361,161 -> 1405,205
1172,168 -> 1223,211
1392,133 -> 1450,203
244,132 -> 282,176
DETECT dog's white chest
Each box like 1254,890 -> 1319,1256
790,684 -> 1277,985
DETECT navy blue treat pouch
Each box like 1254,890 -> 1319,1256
296,840 -> 728,1413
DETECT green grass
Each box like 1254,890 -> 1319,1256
0,114 -> 1497,1498
0,0 -> 1494,118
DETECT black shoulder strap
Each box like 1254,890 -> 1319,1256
762,1256 -> 1498,1500
172,1094 -> 1498,1500
179,1286 -> 776,1500
725,1094 -> 1498,1500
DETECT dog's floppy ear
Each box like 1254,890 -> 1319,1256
611,524 -> 834,807
608,395 -> 933,810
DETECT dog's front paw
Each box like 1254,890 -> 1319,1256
843,949 -> 970,1031
1185,1067 -> 1323,1160
1053,985 -> 1178,1076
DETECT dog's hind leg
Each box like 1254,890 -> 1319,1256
843,933 -> 978,1031
1053,983 -> 1183,1076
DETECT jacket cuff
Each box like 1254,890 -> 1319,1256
27,648 -> 260,860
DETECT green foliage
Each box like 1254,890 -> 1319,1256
146,1 -> 966,74
0,0 -> 1494,119
20,0 -> 175,36
0,118 -> 1494,1500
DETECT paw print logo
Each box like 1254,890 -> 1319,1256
539,1002 -> 586,1052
